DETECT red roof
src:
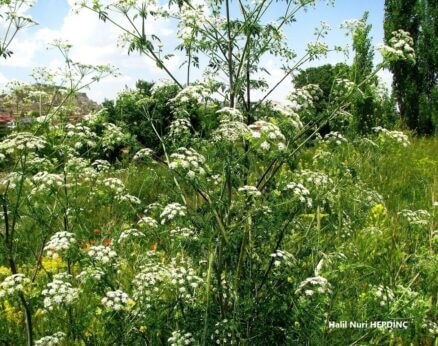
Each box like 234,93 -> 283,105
0,114 -> 15,123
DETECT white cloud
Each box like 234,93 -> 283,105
0,34 -> 40,67
0,2 -> 181,102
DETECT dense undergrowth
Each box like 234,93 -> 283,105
0,0 -> 437,345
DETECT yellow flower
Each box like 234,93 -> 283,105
34,308 -> 44,318
139,326 -> 146,333
3,300 -> 23,325
41,256 -> 64,273
371,203 -> 386,218
0,266 -> 12,277
301,213 -> 329,219
369,203 -> 387,226
128,299 -> 136,309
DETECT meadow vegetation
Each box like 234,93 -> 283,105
0,0 -> 437,345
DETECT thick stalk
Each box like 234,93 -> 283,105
202,249 -> 215,345
225,0 -> 235,107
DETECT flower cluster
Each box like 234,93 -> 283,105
249,120 -> 286,152
116,193 -> 141,205
26,154 -> 54,172
0,172 -> 23,190
31,172 -> 64,194
295,170 -> 333,188
168,330 -> 195,346
44,231 -> 76,259
65,123 -> 98,150
270,250 -> 295,267
76,267 -> 105,283
361,188 -> 385,209
272,103 -> 303,130
212,121 -> 249,142
177,0 -> 209,42
170,227 -> 197,239
0,274 -> 30,298
133,259 -> 203,304
398,209 -> 430,226
35,332 -> 66,346
168,118 -> 192,139
101,123 -> 127,151
216,107 -> 245,122
118,228 -> 145,243
213,116 -> 249,143
101,290 -> 131,311
284,182 -> 313,208
0,132 -> 47,155
168,263 -> 204,299
323,131 -> 347,145
373,284 -> 395,307
238,185 -> 262,198
378,29 -> 415,63
307,41 -> 329,58
424,320 -> 438,336
170,84 -> 210,112
340,18 -> 365,33
211,319 -> 239,345
133,148 -> 154,161
92,159 -> 112,172
169,147 -> 207,178
138,216 -> 159,229
87,245 -> 117,265
373,126 -> 410,147
295,275 -> 332,297
160,202 -> 187,224
42,273 -> 79,311
332,78 -> 356,99
133,262 -> 169,306
288,84 -> 322,111
102,177 -> 126,194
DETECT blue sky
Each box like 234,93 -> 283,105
0,0 -> 390,103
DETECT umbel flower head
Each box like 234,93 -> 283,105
373,126 -> 410,147
133,148 -> 154,161
169,147 -> 207,179
87,245 -> 117,264
0,274 -> 31,298
168,330 -> 195,346
168,118 -> 192,139
35,332 -> 66,346
160,202 -> 187,224
0,132 -> 47,155
378,29 -> 415,63
41,273 -> 79,311
101,289 -> 131,311
44,231 -> 76,259
249,120 -> 286,152
295,275 -> 332,297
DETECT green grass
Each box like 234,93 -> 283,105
357,137 -> 438,211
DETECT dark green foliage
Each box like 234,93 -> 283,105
350,12 -> 378,133
104,81 -> 179,150
293,63 -> 350,134
384,0 -> 437,134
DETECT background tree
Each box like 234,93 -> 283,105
350,12 -> 377,133
384,0 -> 437,134
293,63 -> 350,134
416,0 -> 437,133
104,80 -> 180,150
